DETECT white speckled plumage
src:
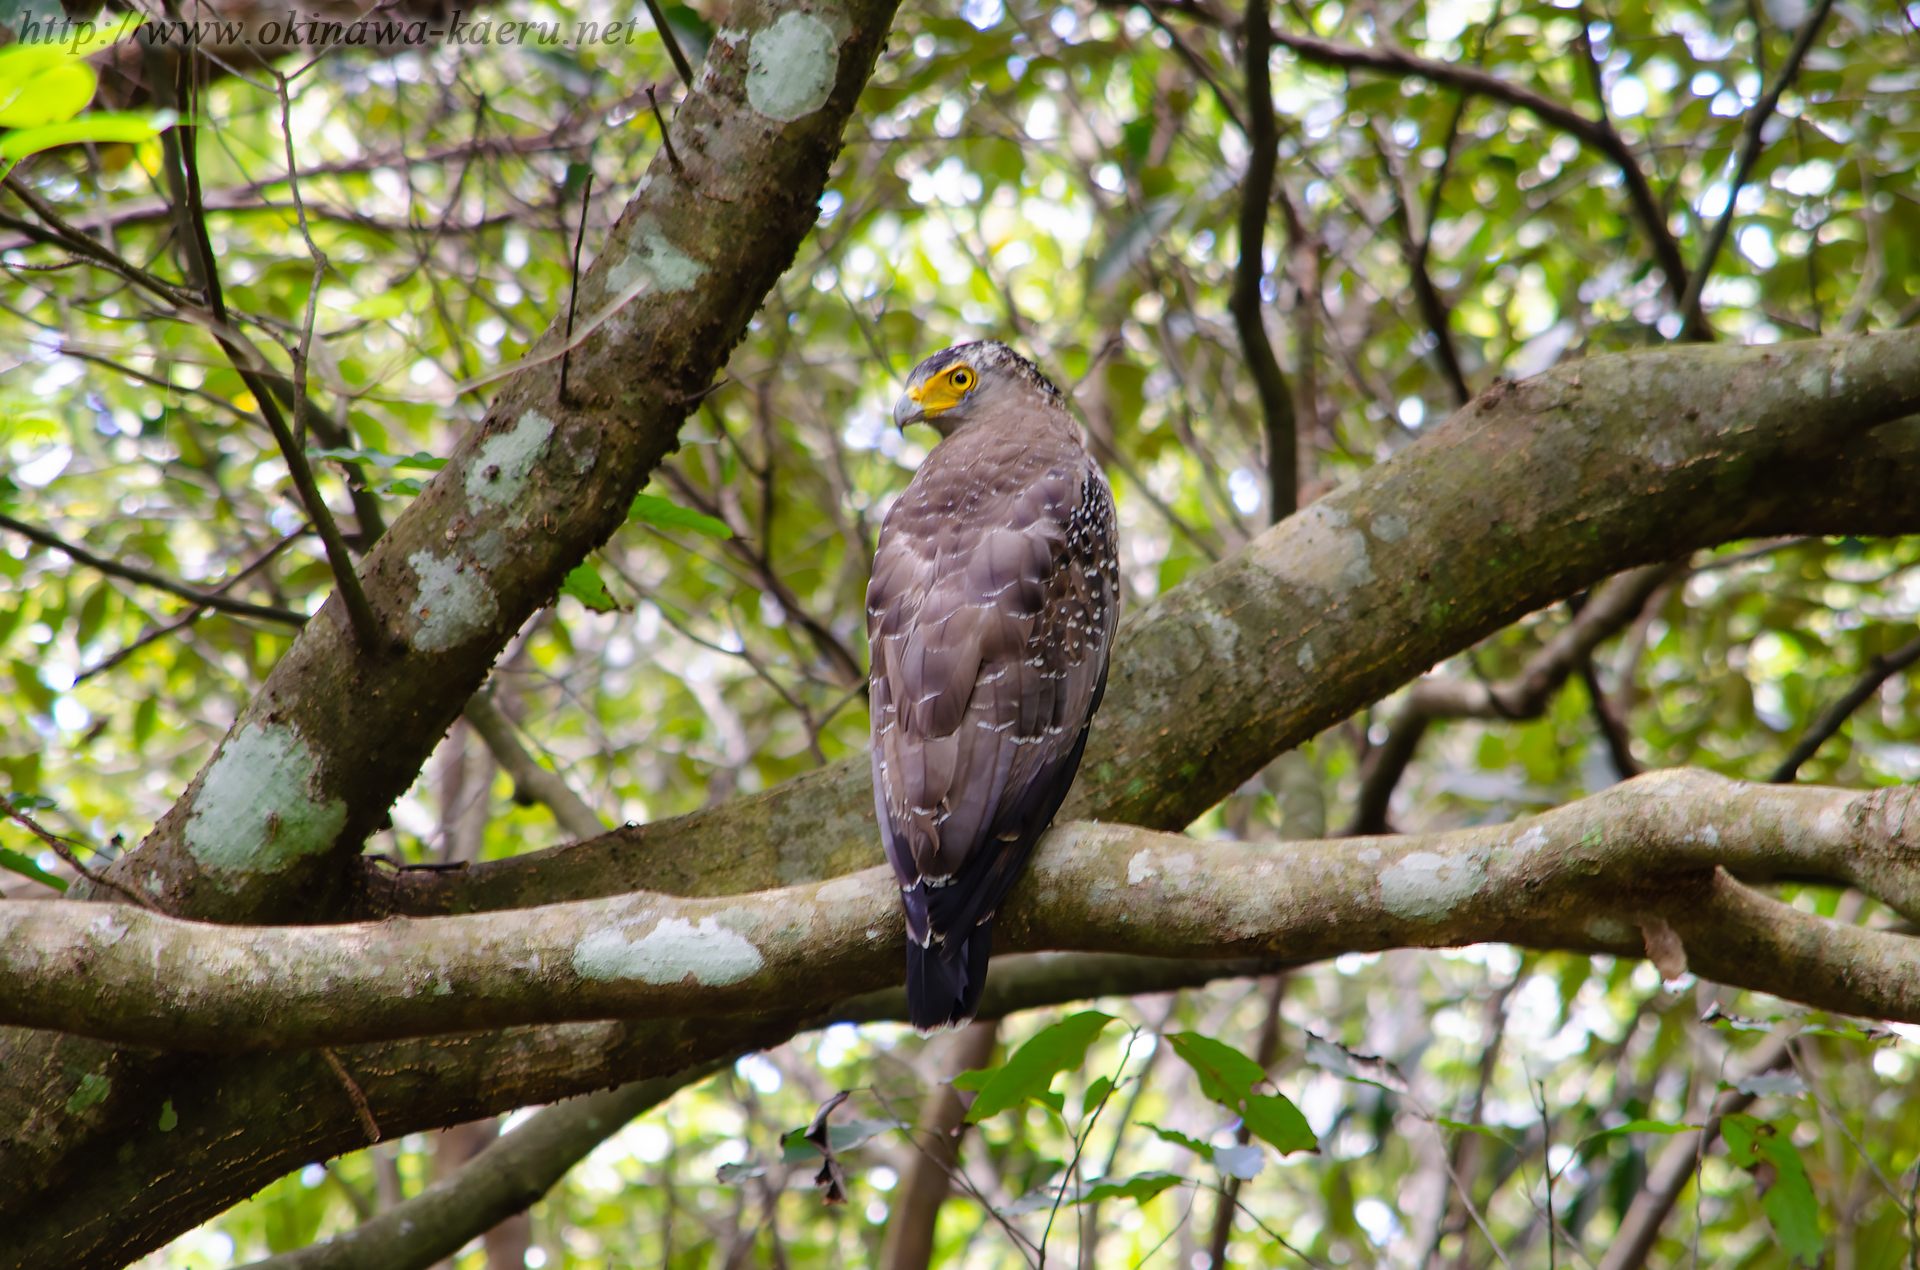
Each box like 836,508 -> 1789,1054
867,342 -> 1121,1029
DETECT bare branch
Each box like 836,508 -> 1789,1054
1674,0 -> 1837,341
1348,562 -> 1684,834
0,512 -> 308,627
1771,630 -> 1920,783
10,773 -> 1920,1050
462,690 -> 610,843
1230,0 -> 1298,522
242,1060 -> 728,1270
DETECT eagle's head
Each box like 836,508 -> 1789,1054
893,341 -> 1063,438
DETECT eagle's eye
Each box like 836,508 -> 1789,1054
948,367 -> 975,390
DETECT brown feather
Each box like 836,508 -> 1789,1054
868,343 -> 1120,1028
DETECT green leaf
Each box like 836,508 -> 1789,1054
0,60 -> 95,129
307,447 -> 445,471
133,696 -> 159,748
1166,1033 -> 1317,1155
1078,1171 -> 1182,1206
1722,1115 -> 1823,1266
0,111 -> 169,161
1083,1074 -> 1115,1115
349,294 -> 410,320
1003,1171 -> 1183,1214
629,492 -> 732,538
10,659 -> 53,714
1140,1121 -> 1214,1162
779,1118 -> 897,1162
961,1010 -> 1115,1123
560,563 -> 619,613
0,846 -> 65,892
1582,1118 -> 1697,1143
1436,1119 -> 1523,1145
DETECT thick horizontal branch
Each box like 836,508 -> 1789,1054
383,336 -> 1920,918
12,772 -> 1920,1051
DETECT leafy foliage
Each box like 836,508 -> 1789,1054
957,1008 -> 1114,1121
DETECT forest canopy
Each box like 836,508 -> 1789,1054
0,0 -> 1918,1265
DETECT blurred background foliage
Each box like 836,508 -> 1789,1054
2,0 -> 1918,1260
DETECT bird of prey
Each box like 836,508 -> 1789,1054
867,341 -> 1121,1030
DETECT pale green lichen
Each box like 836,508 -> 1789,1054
1378,847 -> 1488,922
408,550 -> 498,653
573,917 -> 764,985
605,216 -> 709,300
1256,502 -> 1376,606
466,410 -> 553,516
183,721 -> 348,873
746,12 -> 839,121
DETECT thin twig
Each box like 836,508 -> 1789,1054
0,513 -> 307,626
649,86 -> 686,175
319,1048 -> 382,1144
640,0 -> 697,87
1230,0 -> 1297,523
1770,631 -> 1920,783
1,798 -> 160,911
559,171 -> 595,407
1672,0 -> 1836,341
169,82 -> 383,653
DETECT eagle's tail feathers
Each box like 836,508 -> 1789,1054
905,919 -> 996,1032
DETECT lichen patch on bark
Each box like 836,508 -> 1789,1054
604,216 -> 709,300
407,550 -> 499,653
572,917 -> 765,985
465,410 -> 554,516
745,11 -> 839,120
1378,847 -> 1490,922
183,722 -> 348,873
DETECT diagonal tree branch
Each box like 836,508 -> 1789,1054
1347,561 -> 1684,834
1244,19 -> 1696,323
240,1059 -> 731,1270
1771,630 -> 1920,783
9,772 -> 1920,1051
0,512 -> 309,627
462,689 -> 609,842
1673,0 -> 1836,341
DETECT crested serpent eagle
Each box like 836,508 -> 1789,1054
867,341 -> 1121,1030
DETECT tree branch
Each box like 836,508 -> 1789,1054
11,772 -> 1920,1051
1244,20 -> 1697,321
462,689 -> 609,842
1230,0 -> 1298,522
0,512 -> 309,627
1346,561 -> 1682,833
18,953 -> 1285,1269
241,1060 -> 729,1270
